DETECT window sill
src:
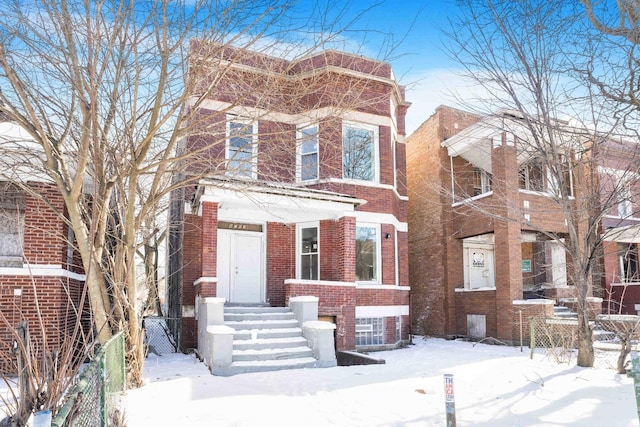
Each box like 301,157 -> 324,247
611,281 -> 640,286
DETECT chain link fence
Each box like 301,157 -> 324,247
529,317 -> 627,369
143,317 -> 177,355
52,331 -> 125,427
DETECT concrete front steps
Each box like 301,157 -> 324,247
553,305 -> 617,341
220,306 -> 318,375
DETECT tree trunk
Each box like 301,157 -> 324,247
617,339 -> 631,374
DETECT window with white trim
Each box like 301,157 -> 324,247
356,317 -> 383,346
617,184 -> 633,218
618,243 -> 639,283
356,224 -> 380,282
226,117 -> 257,178
0,182 -> 24,267
519,159 -> 545,192
299,225 -> 319,280
473,167 -> 492,196
343,123 -> 378,182
297,124 -> 318,181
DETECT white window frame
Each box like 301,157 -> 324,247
618,243 -> 639,283
472,167 -> 492,196
0,182 -> 24,267
296,123 -> 319,182
519,159 -> 545,192
355,223 -> 381,283
297,222 -> 320,280
546,154 -> 574,198
342,122 -> 379,183
618,184 -> 633,218
226,116 -> 257,179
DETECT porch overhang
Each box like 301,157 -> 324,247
442,118 -> 503,174
195,176 -> 365,223
603,223 -> 640,243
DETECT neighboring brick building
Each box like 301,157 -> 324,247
407,106 -> 611,344
596,138 -> 640,314
0,121 -> 88,361
168,44 -> 411,351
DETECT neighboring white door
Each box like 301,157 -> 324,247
464,244 -> 495,289
545,240 -> 567,287
217,230 -> 264,303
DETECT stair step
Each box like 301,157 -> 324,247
224,312 -> 296,322
225,306 -> 291,314
213,357 -> 319,376
232,346 -> 314,361
555,312 -> 578,318
593,329 -> 617,341
233,336 -> 309,350
554,306 -> 571,312
234,327 -> 303,340
225,319 -> 300,330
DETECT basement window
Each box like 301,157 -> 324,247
356,317 -> 383,346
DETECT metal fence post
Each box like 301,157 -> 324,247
529,318 -> 536,359
100,351 -> 107,427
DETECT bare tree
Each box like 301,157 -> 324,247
0,0 -> 395,388
442,0 -> 640,367
580,0 -> 640,134
0,0 -> 410,389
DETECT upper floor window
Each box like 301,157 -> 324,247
519,159 -> 545,192
343,123 -> 378,182
618,243 -> 639,283
297,125 -> 318,181
546,154 -> 575,197
226,117 -> 257,178
473,167 -> 492,196
617,184 -> 633,218
0,182 -> 24,267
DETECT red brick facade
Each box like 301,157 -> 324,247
171,46 -> 410,351
407,106 -> 605,344
0,182 -> 89,366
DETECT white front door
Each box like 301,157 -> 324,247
217,230 -> 264,303
464,244 -> 495,289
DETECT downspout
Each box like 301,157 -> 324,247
450,156 -> 455,203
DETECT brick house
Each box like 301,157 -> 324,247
407,106 -> 610,343
0,120 -> 88,360
596,138 -> 640,314
168,45 -> 411,352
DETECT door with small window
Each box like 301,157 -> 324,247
464,243 -> 495,289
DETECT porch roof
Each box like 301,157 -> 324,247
195,176 -> 366,223
441,111 -> 585,173
603,223 -> 640,243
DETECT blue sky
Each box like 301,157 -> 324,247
312,0 -> 467,134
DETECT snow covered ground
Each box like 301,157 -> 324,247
123,338 -> 638,426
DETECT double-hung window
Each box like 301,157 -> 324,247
472,167 -> 492,196
356,224 -> 380,282
618,243 -> 639,283
519,159 -> 545,192
0,182 -> 24,267
617,184 -> 633,218
297,125 -> 318,181
343,123 -> 378,182
226,117 -> 256,178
